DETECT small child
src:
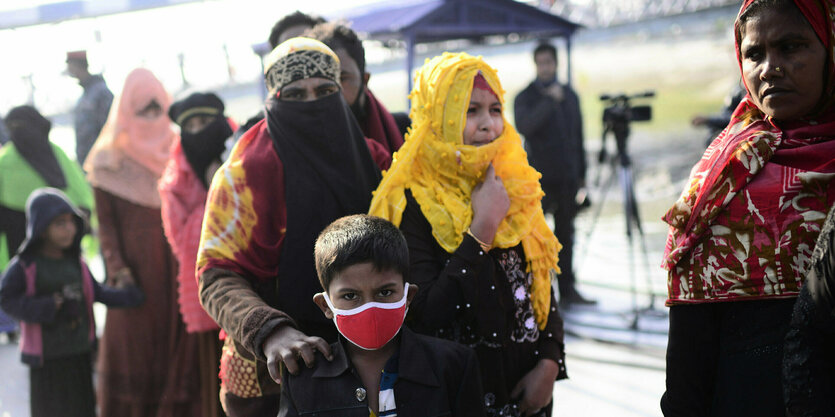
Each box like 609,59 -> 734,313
0,188 -> 144,417
278,214 -> 485,416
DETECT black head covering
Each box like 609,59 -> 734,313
265,91 -> 381,337
168,92 -> 224,126
168,92 -> 232,189
5,106 -> 66,189
18,188 -> 87,260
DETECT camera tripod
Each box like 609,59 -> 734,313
579,95 -> 661,330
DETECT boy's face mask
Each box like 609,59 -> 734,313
324,284 -> 410,350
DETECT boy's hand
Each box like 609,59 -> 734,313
510,358 -> 559,416
263,325 -> 333,382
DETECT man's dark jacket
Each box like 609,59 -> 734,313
514,82 -> 586,187
74,74 -> 113,165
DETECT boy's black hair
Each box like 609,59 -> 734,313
268,11 -> 326,49
306,22 -> 366,75
314,215 -> 408,292
533,42 -> 557,62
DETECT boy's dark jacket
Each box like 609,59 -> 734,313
0,188 -> 143,366
279,326 -> 486,416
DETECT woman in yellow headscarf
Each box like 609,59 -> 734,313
369,52 -> 567,416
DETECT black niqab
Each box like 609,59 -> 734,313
265,91 -> 380,337
5,106 -> 66,189
180,116 -> 232,189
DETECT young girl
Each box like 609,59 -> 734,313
369,52 -> 567,416
0,188 -> 143,417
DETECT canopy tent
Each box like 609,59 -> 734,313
337,0 -> 581,93
0,0 -> 203,30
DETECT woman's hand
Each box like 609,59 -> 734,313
510,358 -> 560,416
470,163 -> 510,246
205,160 -> 222,187
263,325 -> 333,381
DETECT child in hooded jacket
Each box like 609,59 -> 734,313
0,187 -> 144,417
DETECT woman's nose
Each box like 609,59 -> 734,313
760,57 -> 784,80
478,114 -> 490,131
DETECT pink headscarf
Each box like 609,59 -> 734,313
85,68 -> 176,208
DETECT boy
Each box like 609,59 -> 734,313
278,214 -> 485,416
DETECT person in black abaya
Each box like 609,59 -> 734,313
196,37 -> 389,416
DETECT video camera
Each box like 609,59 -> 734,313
598,91 -> 655,167
600,91 -> 654,125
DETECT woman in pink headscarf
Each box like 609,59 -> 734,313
85,68 -> 201,416
660,0 -> 835,415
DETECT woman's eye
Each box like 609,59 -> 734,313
317,85 -> 338,97
467,107 -> 477,114
341,293 -> 357,301
782,42 -> 804,53
491,107 -> 502,115
744,49 -> 762,61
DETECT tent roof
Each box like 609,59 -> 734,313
0,0 -> 203,30
341,0 -> 581,43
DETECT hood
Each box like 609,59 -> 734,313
18,188 -> 87,258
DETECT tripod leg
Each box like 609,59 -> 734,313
624,165 -> 659,314
577,160 -> 618,269
625,167 -> 644,234
619,165 -> 640,330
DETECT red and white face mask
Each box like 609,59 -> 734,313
324,284 -> 410,350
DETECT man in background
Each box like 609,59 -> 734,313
514,42 -> 595,307
65,50 -> 113,166
308,23 -> 404,153
268,10 -> 326,50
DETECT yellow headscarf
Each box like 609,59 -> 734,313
369,52 -> 561,329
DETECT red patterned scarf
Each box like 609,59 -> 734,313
662,0 -> 835,304
360,90 -> 404,153
196,120 -> 287,281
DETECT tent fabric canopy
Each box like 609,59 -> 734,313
338,0 -> 581,96
346,0 -> 580,43
0,0 -> 203,30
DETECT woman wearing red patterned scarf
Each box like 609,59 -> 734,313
660,0 -> 835,415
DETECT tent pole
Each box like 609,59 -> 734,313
406,33 -> 416,107
566,35 -> 573,87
